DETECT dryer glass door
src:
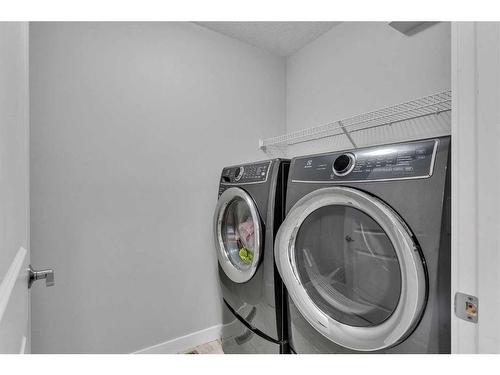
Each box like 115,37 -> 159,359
214,187 -> 262,283
294,204 -> 401,327
275,186 -> 427,351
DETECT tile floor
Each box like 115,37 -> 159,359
184,340 -> 224,354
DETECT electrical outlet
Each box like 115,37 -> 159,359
455,292 -> 478,323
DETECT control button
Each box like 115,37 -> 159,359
415,149 -> 426,156
333,153 -> 356,177
234,166 -> 244,181
398,149 -> 415,157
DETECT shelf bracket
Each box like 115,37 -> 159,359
338,120 -> 357,148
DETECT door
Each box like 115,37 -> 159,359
214,187 -> 262,283
275,186 -> 427,351
0,22 -> 55,354
0,22 -> 30,354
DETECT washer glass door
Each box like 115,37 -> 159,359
214,187 -> 262,283
275,187 -> 427,351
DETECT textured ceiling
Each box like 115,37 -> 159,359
194,22 -> 341,57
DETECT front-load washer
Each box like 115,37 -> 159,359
275,137 -> 450,353
214,159 -> 290,354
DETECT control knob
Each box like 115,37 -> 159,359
333,153 -> 356,176
234,166 -> 244,181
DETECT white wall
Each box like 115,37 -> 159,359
452,22 -> 500,354
0,22 -> 30,354
29,22 -> 285,353
28,21 -> 454,353
285,22 -> 451,156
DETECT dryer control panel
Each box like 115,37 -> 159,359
291,139 -> 438,183
220,161 -> 271,185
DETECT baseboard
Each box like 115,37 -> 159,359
133,324 -> 222,354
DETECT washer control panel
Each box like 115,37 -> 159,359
291,139 -> 438,183
220,161 -> 271,185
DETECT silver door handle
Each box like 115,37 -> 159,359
28,265 -> 55,289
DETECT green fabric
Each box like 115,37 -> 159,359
239,248 -> 254,264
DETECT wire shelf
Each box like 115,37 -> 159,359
259,90 -> 451,155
